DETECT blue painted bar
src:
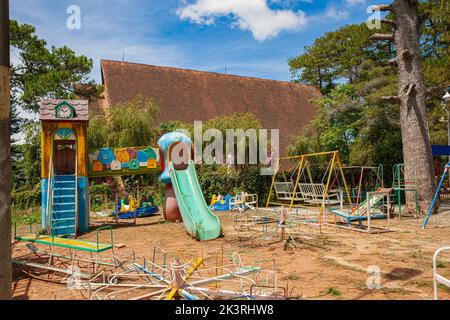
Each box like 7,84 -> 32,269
77,177 -> 90,232
41,178 -> 48,229
423,163 -> 450,229
432,145 -> 450,156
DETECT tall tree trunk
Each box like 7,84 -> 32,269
0,0 -> 12,300
392,0 -> 435,214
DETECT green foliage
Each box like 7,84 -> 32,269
10,20 -> 99,112
201,113 -> 263,165
159,120 -> 192,135
12,184 -> 41,211
88,95 -> 161,149
326,287 -> 343,297
12,121 -> 41,189
10,20 -> 99,192
90,184 -> 113,196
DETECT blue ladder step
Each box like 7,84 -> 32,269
54,175 -> 76,183
52,217 -> 75,223
52,202 -> 75,210
53,188 -> 76,196
53,195 -> 75,202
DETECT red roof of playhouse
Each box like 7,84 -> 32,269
39,99 -> 89,121
90,60 -> 322,156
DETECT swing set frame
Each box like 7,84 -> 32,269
265,151 -> 354,224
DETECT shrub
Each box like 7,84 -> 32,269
12,184 -> 41,210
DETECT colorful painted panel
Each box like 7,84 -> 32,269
88,146 -> 161,177
54,128 -> 76,140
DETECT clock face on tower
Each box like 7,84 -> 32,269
55,102 -> 74,119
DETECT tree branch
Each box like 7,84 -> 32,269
371,4 -> 393,11
370,33 -> 395,41
381,96 -> 401,103
381,19 -> 396,26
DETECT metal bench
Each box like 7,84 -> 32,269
14,220 -> 114,253
273,182 -> 303,201
298,183 -> 342,206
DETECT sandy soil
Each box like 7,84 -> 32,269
11,205 -> 450,300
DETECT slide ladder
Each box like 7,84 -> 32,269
51,175 -> 77,237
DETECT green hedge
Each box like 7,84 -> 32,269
196,164 -> 272,205
12,184 -> 41,210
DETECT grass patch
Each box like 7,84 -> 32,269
408,279 -> 432,288
438,284 -> 450,293
287,273 -> 301,281
409,251 -> 423,259
12,206 -> 41,226
326,287 -> 343,297
436,260 -> 446,268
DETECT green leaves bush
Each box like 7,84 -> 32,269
12,184 -> 41,210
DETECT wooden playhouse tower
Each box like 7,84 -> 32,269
39,99 -> 89,236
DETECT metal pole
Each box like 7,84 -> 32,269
0,0 -> 12,300
447,108 -> 450,187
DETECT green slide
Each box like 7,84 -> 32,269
169,160 -> 222,241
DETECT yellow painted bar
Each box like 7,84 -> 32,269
319,152 -> 336,223
289,156 -> 305,209
336,155 -> 354,211
165,258 -> 203,300
265,158 -> 280,208
278,151 -> 338,161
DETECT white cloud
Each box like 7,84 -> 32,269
325,6 -> 349,21
345,0 -> 367,5
177,0 -> 307,42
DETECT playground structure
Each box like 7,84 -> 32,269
329,188 -> 392,233
39,99 -> 221,241
13,230 -> 288,300
265,151 -> 353,226
392,163 -> 419,218
433,246 -> 450,300
264,151 -> 393,233
340,165 -> 384,207
230,193 -> 258,212
211,193 -> 258,212
85,247 -> 288,300
12,218 -> 125,291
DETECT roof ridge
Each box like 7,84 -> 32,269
100,59 -> 315,90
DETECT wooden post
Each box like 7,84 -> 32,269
0,0 -> 11,300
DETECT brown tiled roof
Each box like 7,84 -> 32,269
39,99 -> 89,121
100,60 -> 321,156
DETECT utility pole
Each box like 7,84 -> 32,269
0,0 -> 11,300
370,0 -> 435,215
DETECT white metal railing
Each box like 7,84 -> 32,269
433,246 -> 450,300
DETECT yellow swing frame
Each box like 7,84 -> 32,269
265,151 -> 354,223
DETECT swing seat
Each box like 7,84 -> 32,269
298,183 -> 341,205
274,182 -> 303,201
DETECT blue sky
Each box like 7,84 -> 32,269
11,0 -> 383,83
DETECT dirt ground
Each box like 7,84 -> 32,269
11,205 -> 450,300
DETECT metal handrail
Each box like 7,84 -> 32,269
75,150 -> 78,236
96,226 -> 113,251
433,246 -> 450,300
